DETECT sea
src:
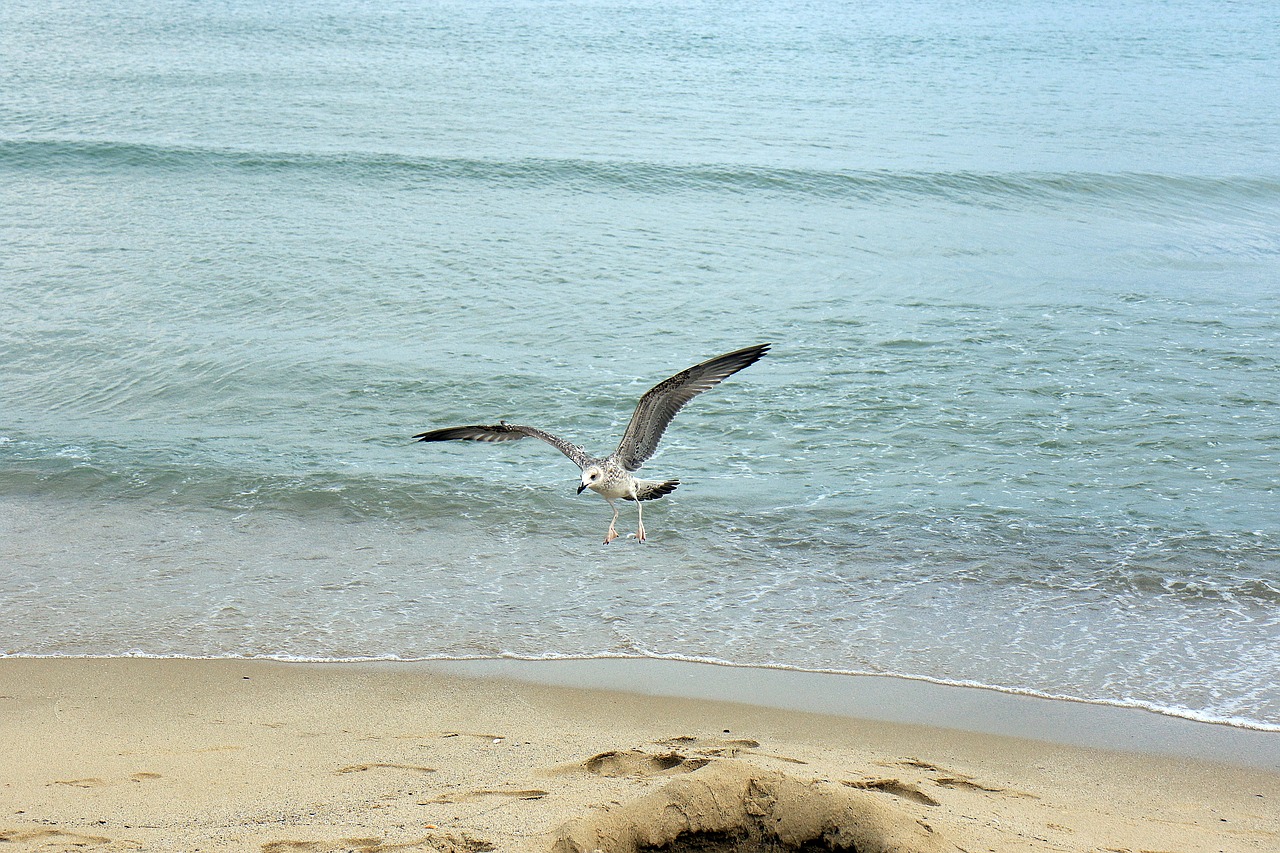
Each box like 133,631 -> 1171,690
3,0 -> 1278,732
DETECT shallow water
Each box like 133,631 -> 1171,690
2,0 -> 1279,729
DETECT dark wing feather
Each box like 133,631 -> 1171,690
624,479 -> 680,501
613,343 -> 769,472
414,423 -> 590,470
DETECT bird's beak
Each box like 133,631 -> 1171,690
576,483 -> 588,495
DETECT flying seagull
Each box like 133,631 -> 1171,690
414,343 -> 769,543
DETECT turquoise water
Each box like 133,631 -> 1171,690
3,0 -> 1279,729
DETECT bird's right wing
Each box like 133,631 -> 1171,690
614,343 -> 770,471
413,423 -> 591,470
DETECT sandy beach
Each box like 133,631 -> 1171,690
1,658 -> 1276,852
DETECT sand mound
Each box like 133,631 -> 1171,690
551,760 -> 949,853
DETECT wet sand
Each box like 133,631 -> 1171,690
2,657 -> 1276,852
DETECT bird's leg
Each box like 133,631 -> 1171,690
635,492 -> 646,543
604,498 -> 619,544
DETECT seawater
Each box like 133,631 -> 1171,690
2,0 -> 1279,730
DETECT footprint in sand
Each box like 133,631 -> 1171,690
52,772 -> 163,788
842,777 -> 941,807
335,763 -> 437,776
934,775 -> 1039,798
0,828 -> 115,846
878,758 -> 1038,799
576,749 -> 710,778
260,833 -> 493,853
659,735 -> 761,749
880,757 -> 947,773
657,735 -> 808,765
51,777 -> 110,788
418,788 -> 549,805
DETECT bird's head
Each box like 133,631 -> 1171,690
577,466 -> 604,495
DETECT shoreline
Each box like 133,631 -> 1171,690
9,654 -> 1277,768
421,657 -> 1280,770
2,657 -> 1277,852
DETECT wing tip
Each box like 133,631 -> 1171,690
628,478 -> 680,501
412,424 -> 512,443
652,478 -> 680,499
716,342 -> 771,373
726,341 -> 770,360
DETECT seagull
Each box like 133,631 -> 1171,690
413,343 -> 769,543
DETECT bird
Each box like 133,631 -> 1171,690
413,343 -> 769,543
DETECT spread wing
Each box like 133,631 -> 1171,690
414,423 -> 591,470
613,343 -> 769,472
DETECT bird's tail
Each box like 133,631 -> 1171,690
626,479 -> 680,501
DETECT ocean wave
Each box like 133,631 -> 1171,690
4,452 -> 1278,621
3,137 -> 1278,210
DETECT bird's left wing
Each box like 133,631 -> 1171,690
414,423 -> 591,470
613,343 -> 769,472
